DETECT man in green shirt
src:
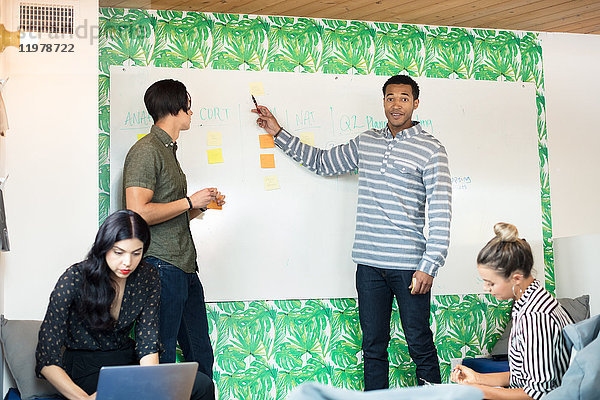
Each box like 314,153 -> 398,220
123,79 -> 225,382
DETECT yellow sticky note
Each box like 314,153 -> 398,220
300,132 -> 315,146
249,81 -> 265,96
137,133 -> 148,141
207,149 -> 223,164
260,153 -> 275,168
264,175 -> 280,191
258,134 -> 275,149
207,131 -> 222,146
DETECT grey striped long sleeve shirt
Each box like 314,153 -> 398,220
508,280 -> 574,399
274,122 -> 452,276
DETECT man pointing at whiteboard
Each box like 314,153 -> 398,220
253,75 -> 452,390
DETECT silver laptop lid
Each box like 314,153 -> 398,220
96,362 -> 198,400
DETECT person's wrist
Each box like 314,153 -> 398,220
185,196 -> 193,210
273,127 -> 283,138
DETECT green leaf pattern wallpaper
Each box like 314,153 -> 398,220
98,8 -> 552,397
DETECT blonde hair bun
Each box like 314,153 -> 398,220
493,222 -> 519,242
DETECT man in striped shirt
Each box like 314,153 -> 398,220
253,75 -> 452,390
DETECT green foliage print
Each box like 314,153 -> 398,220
204,295 -> 511,396
267,17 -> 327,73
473,30 -> 521,81
321,20 -> 376,75
99,7 -> 550,396
373,23 -> 426,77
424,27 -> 474,79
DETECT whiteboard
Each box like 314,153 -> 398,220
110,66 -> 543,301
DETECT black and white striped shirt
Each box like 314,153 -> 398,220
274,122 -> 452,275
508,280 -> 574,399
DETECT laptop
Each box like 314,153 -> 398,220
96,362 -> 198,400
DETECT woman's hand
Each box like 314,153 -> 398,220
450,364 -> 480,385
40,365 -> 96,400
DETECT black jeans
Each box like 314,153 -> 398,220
356,264 -> 441,390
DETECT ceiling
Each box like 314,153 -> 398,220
99,0 -> 600,35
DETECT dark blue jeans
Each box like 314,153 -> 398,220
356,264 -> 441,390
145,256 -> 214,379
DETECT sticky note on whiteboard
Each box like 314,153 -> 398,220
260,153 -> 275,168
264,175 -> 280,191
206,131 -> 222,146
300,132 -> 315,146
207,148 -> 223,164
258,134 -> 275,149
249,81 -> 265,96
137,133 -> 148,141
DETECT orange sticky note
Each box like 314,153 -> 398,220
258,134 -> 275,149
260,153 -> 275,168
206,200 -> 222,210
207,149 -> 223,164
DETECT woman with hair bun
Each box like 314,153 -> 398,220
35,210 -> 214,400
451,222 -> 573,399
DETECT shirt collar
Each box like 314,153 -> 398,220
150,125 -> 177,148
384,121 -> 423,140
513,279 -> 541,312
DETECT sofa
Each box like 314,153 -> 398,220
544,313 -> 600,399
0,316 -> 61,400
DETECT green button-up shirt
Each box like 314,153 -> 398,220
123,125 -> 198,273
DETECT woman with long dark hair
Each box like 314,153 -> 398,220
35,210 -> 214,400
451,223 -> 573,399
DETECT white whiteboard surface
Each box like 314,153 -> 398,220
110,66 -> 543,301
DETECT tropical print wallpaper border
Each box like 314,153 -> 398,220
98,8 -> 551,397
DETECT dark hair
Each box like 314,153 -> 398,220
382,75 -> 420,99
76,210 -> 151,331
477,222 -> 534,279
144,79 -> 190,123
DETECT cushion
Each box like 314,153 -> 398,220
491,294 -> 590,357
287,382 -> 483,399
0,316 -> 61,400
558,295 -> 590,324
544,315 -> 600,400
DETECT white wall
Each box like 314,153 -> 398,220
2,0 -> 99,393
554,234 -> 600,316
3,0 -> 98,319
1,0 -> 99,319
543,32 -> 600,239
1,2 -> 11,395
543,32 -> 600,312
